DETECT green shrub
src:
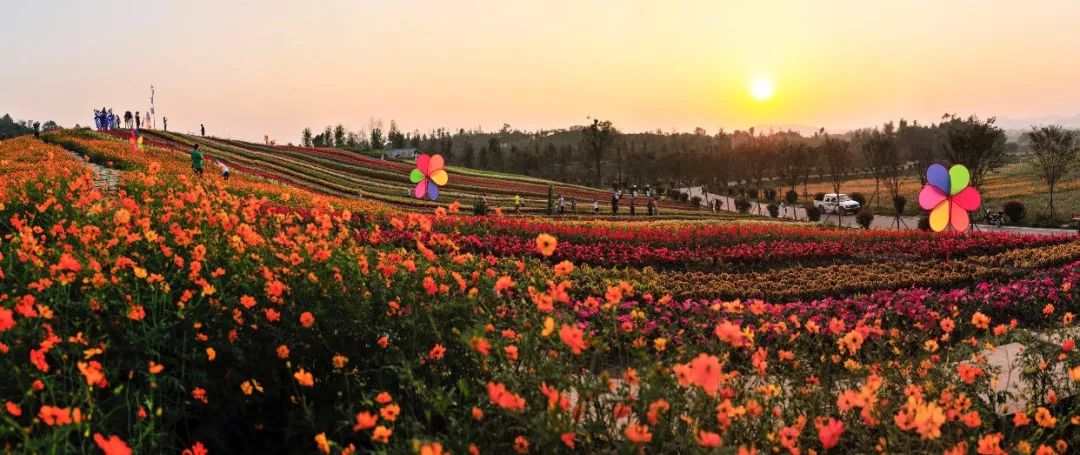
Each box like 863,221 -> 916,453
855,210 -> 874,229
734,198 -> 752,214
1003,201 -> 1026,224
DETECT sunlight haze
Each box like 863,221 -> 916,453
3,0 -> 1080,141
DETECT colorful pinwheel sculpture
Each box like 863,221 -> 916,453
410,154 -> 448,200
918,164 -> 981,232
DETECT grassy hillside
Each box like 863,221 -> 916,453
79,128 -> 738,220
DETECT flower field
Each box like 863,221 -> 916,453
87,129 -> 718,218
2,132 -> 1080,454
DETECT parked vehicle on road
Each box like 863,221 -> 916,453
814,193 -> 861,215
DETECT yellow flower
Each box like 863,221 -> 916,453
541,317 -> 555,337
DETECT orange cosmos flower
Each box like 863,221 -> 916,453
353,411 -> 378,431
428,344 -> 446,361
371,425 -> 392,444
494,275 -> 516,295
277,344 -> 290,359
957,363 -> 984,384
535,233 -> 557,256
714,320 -> 747,347
299,311 -> 315,328
486,381 -> 526,411
93,433 -> 132,455
380,404 -> 400,422
838,330 -> 865,355
624,424 -> 653,444
553,260 -> 574,276
1034,407 -> 1057,428
687,353 -> 724,395
5,402 -> 21,416
333,354 -> 349,369
376,392 -> 393,404
559,324 -> 587,354
561,432 -> 576,448
294,368 -> 314,387
0,307 -> 13,332
77,361 -> 107,388
127,305 -> 145,321
961,411 -> 982,428
514,435 -> 530,454
976,433 -> 1004,455
697,430 -> 722,447
314,433 -> 330,454
971,312 -> 990,330
816,417 -> 845,449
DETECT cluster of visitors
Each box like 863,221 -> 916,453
555,195 -> 578,214
93,108 -> 156,131
189,144 -> 231,180
93,108 -> 118,130
610,187 -> 659,216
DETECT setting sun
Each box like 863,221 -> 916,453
750,77 -> 774,101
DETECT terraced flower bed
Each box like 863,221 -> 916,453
2,133 -> 1078,454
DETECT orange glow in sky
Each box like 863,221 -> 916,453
3,0 -> 1080,141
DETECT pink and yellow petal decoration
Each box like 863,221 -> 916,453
918,164 -> 981,232
409,153 -> 449,201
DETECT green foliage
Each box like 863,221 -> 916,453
1004,200 -> 1027,224
0,113 -> 34,139
855,210 -> 874,229
734,198 -> 751,214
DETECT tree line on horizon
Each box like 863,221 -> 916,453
300,114 -> 1079,222
0,114 -> 62,139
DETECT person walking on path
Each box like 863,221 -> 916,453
630,197 -> 636,216
647,197 -> 655,216
163,117 -> 168,132
570,197 -> 577,213
33,122 -> 40,138
201,124 -> 206,137
124,111 -> 133,129
593,200 -> 600,214
513,195 -> 522,213
557,195 -> 565,214
190,144 -> 204,177
611,193 -> 619,215
135,112 -> 141,130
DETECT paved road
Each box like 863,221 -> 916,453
680,186 -> 1076,237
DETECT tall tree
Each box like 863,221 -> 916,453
822,134 -> 854,227
1025,125 -> 1079,218
581,119 -> 616,185
939,114 -> 1007,190
333,124 -> 346,147
858,123 -> 898,209
897,120 -> 941,185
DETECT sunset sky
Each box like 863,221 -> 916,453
4,0 -> 1080,142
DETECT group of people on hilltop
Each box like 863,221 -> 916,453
93,108 -> 157,131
